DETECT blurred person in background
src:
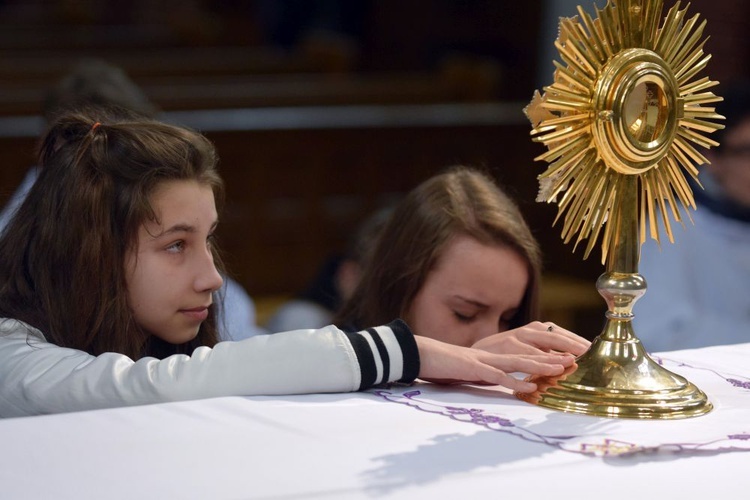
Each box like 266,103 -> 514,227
634,81 -> 750,352
266,207 -> 391,332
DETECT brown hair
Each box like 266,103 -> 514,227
0,107 -> 224,359
336,166 -> 542,332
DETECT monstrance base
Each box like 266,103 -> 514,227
517,336 -> 713,419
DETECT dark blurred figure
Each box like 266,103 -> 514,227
41,59 -> 159,122
0,58 -> 267,341
635,81 -> 750,351
0,59 -> 157,230
266,207 -> 391,332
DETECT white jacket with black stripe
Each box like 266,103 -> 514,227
0,318 -> 419,418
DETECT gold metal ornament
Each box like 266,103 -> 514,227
518,0 -> 723,419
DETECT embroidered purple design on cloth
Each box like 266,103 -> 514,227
653,356 -> 750,392
372,357 -> 750,457
728,379 -> 750,390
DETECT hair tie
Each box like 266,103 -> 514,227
91,122 -> 101,132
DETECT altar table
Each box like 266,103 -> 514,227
1,343 -> 749,499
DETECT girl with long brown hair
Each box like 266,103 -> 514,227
337,166 -> 590,356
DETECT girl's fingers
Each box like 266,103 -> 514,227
473,323 -> 591,357
473,364 -> 538,392
525,352 -> 576,367
541,322 -> 591,345
415,335 -> 575,393
523,323 -> 591,355
531,333 -> 590,355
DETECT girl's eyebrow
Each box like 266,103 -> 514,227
454,295 -> 488,309
159,223 -> 195,236
154,220 -> 218,238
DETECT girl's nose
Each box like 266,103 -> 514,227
195,248 -> 224,293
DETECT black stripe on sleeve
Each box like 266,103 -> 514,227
343,330 -> 377,390
367,328 -> 390,385
387,319 -> 420,383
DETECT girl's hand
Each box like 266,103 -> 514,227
471,321 -> 590,357
414,335 -> 576,393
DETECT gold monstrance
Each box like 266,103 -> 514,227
518,0 -> 724,418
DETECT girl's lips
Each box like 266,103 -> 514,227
180,307 -> 209,321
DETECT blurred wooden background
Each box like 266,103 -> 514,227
1,0 -> 747,338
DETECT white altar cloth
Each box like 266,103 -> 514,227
1,343 -> 748,500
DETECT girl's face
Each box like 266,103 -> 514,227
125,179 -> 223,345
405,234 -> 528,347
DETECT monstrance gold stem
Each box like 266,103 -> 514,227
518,176 -> 712,419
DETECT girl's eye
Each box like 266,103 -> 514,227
206,233 -> 216,248
166,240 -> 185,253
454,312 -> 476,323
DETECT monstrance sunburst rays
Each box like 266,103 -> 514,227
516,0 -> 718,419
525,0 -> 724,266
